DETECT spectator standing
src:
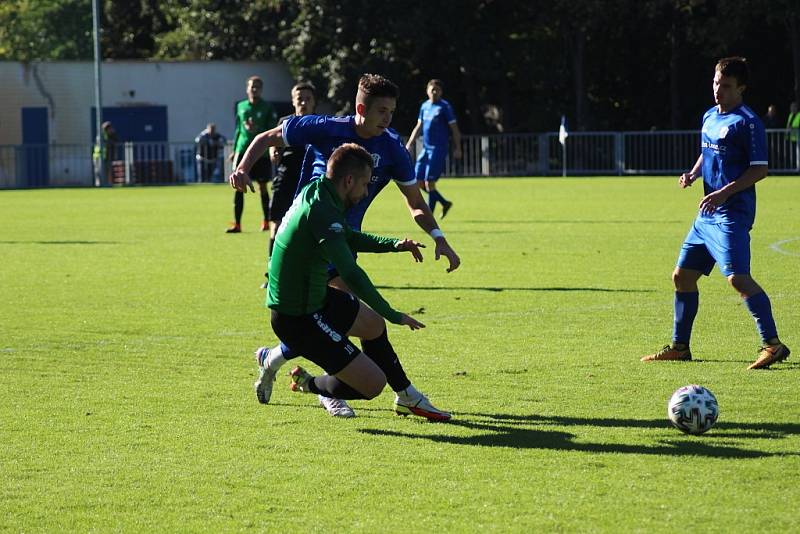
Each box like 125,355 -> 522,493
93,121 -> 118,185
762,104 -> 780,128
194,123 -> 226,182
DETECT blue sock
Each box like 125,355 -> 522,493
672,291 -> 699,346
430,189 -> 447,205
280,341 -> 297,360
427,191 -> 438,212
744,292 -> 778,343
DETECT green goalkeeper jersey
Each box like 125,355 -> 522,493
233,98 -> 277,155
267,177 -> 404,324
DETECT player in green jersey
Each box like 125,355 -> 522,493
227,76 -> 277,233
264,143 -> 449,418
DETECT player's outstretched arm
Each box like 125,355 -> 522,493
395,238 -> 425,263
398,313 -> 425,330
397,183 -> 461,272
228,125 -> 286,192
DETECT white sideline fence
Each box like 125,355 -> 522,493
2,130 -> 798,189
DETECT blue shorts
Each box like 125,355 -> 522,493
415,146 -> 447,182
676,219 -> 751,276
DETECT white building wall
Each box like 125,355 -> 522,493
0,60 -> 294,146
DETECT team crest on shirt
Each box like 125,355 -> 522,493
328,222 -> 344,233
371,153 -> 381,168
718,126 -> 729,138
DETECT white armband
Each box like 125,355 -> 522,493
430,228 -> 444,239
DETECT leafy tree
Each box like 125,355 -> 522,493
154,0 -> 290,60
0,0 -> 93,60
1,0 -> 798,131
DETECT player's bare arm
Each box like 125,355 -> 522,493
449,122 -> 463,159
679,155 -> 704,188
405,120 -> 422,152
699,164 -> 768,215
228,125 -> 286,192
397,182 -> 461,272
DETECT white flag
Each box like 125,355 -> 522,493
559,115 -> 568,146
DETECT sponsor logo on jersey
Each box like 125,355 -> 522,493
371,153 -> 381,168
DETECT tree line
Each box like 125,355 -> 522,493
1,0 -> 798,135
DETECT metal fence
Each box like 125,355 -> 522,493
0,141 -> 226,189
2,130 -> 799,189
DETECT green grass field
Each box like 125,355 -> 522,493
2,177 -> 799,532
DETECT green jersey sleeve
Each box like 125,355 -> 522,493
346,230 -> 399,253
320,238 -> 404,324
308,202 -> 402,323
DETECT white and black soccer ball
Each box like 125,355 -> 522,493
667,385 -> 719,435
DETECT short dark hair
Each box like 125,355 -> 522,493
716,57 -> 749,86
357,74 -> 398,108
292,81 -> 316,96
427,79 -> 443,89
247,76 -> 263,87
326,143 -> 374,183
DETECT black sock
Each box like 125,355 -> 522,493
361,329 -> 411,392
260,190 -> 270,220
233,191 -> 244,224
308,375 -> 367,399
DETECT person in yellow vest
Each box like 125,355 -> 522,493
787,102 -> 800,169
93,121 -> 118,185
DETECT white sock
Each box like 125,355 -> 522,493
397,384 -> 421,400
266,345 -> 287,372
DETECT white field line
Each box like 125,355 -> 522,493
769,237 -> 800,257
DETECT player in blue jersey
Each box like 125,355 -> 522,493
229,74 -> 459,420
641,57 -> 790,369
405,79 -> 462,218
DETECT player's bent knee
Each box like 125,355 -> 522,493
671,268 -> 684,287
337,354 -> 386,399
672,267 -> 700,291
727,274 -> 759,295
360,375 -> 387,400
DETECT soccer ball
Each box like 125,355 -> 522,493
667,385 -> 719,435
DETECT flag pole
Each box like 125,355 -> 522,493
559,115 -> 568,177
92,0 -> 104,187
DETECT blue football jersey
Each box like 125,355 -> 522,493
283,115 -> 416,230
419,99 -> 457,149
699,104 -> 767,225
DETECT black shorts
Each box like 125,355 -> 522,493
236,153 -> 272,183
269,163 -> 301,222
270,287 -> 361,374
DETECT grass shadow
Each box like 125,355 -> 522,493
458,220 -> 684,225
377,285 -> 654,293
358,411 -> 800,458
0,240 -> 121,245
